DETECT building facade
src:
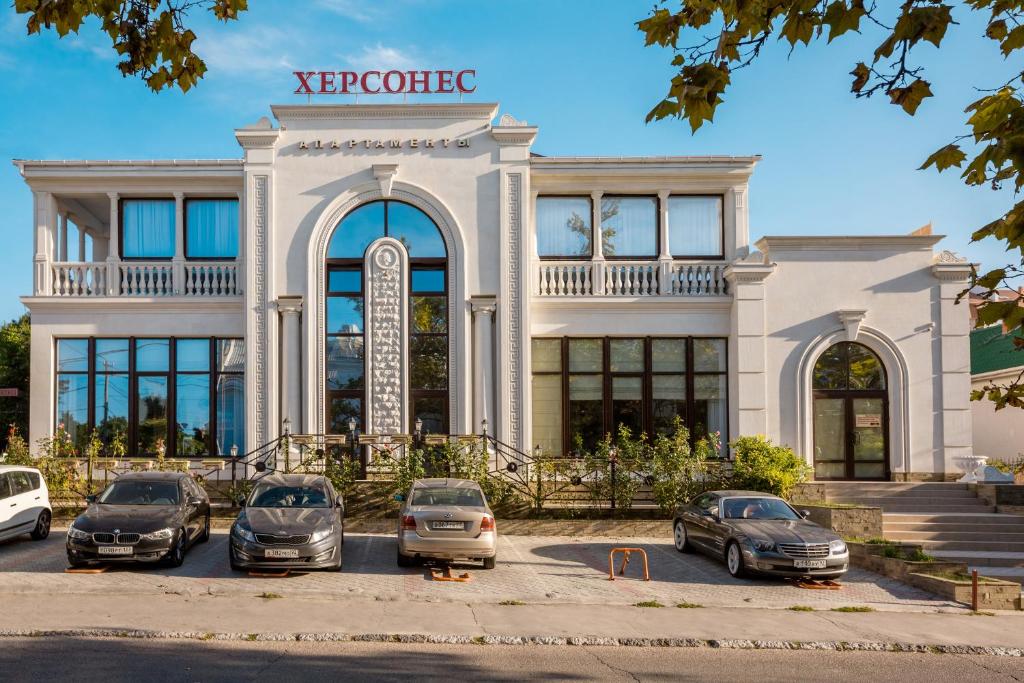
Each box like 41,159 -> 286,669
16,103 -> 975,480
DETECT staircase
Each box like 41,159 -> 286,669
822,482 -> 1024,583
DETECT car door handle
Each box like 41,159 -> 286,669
8,503 -> 16,507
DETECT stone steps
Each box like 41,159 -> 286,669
884,522 -> 1024,534
931,551 -> 1024,569
884,530 -> 1024,542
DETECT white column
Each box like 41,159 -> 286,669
657,190 -> 672,294
933,258 -> 974,478
471,300 -> 496,434
58,212 -> 68,262
590,190 -> 605,294
77,225 -> 87,261
106,192 -> 120,295
173,192 -> 185,294
33,191 -> 53,295
276,297 -> 304,435
724,261 -> 776,444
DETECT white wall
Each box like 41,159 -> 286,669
971,372 -> 1024,462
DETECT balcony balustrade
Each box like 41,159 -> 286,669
535,260 -> 728,297
47,260 -> 241,297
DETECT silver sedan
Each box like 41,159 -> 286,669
396,478 -> 497,569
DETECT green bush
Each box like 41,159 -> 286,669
579,427 -> 648,511
2,426 -> 32,466
323,453 -> 362,500
729,435 -> 810,498
649,417 -> 719,513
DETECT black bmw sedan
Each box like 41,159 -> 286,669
673,490 -> 849,580
66,472 -> 211,568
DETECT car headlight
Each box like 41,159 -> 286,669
140,528 -> 174,541
310,527 -> 335,543
233,525 -> 256,543
830,539 -> 848,555
67,525 -> 90,540
751,539 -> 775,553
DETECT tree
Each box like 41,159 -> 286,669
15,0 -> 249,93
638,1 -> 1024,409
0,314 -> 31,453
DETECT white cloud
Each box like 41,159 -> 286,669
313,0 -> 386,23
343,43 -> 419,72
196,25 -> 298,75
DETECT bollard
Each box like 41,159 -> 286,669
971,569 -> 979,612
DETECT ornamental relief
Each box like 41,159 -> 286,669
365,238 -> 409,435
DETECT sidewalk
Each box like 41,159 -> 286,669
1,592 -> 1023,654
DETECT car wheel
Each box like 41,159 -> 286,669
482,555 -> 496,570
30,510 -> 51,541
198,514 -> 211,543
396,547 -> 415,567
165,529 -> 186,568
673,520 -> 692,553
726,541 -> 747,579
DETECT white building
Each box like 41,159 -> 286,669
16,102 -> 975,480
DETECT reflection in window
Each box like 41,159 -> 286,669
185,199 -> 238,258
388,201 -> 446,257
813,342 -> 886,391
327,336 -> 364,390
122,199 -> 175,259
569,374 -> 602,453
668,196 -> 723,257
176,374 -> 210,456
327,202 -> 385,259
601,197 -> 657,257
137,376 -> 168,456
536,197 -> 592,258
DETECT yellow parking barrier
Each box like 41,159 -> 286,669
608,547 -> 650,581
65,566 -> 108,574
430,566 -> 472,582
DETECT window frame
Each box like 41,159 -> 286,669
535,194 -> 595,261
599,194 -> 660,260
119,197 -> 176,261
667,193 -> 726,261
183,196 -> 240,261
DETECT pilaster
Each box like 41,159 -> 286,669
173,192 -> 185,294
471,298 -> 497,435
932,251 -> 975,470
276,296 -> 304,435
106,192 -> 120,296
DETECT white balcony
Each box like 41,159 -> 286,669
48,260 -> 242,297
535,260 -> 728,297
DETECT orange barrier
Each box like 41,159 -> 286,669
430,566 -> 472,582
248,569 -> 291,578
791,578 -> 842,590
608,547 -> 650,581
65,566 -> 108,574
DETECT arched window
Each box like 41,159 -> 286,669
325,200 -> 448,438
812,342 -> 888,480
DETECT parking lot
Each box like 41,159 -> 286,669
0,529 -> 960,612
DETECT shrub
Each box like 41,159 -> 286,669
649,417 -> 719,513
729,435 -> 810,498
579,427 -> 648,511
2,426 -> 32,466
323,452 -> 362,500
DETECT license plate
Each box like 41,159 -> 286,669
431,521 -> 465,530
265,548 -> 299,558
793,559 -> 827,569
98,546 -> 133,556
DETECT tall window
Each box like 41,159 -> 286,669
325,200 -> 448,436
121,199 -> 175,259
668,196 -> 723,257
53,337 -> 245,457
531,337 -> 728,457
536,197 -> 593,258
601,196 -> 657,258
185,198 -> 239,259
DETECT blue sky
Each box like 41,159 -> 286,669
0,1 -> 1012,322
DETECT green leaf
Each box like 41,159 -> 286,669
888,79 -> 932,115
919,144 -> 967,172
824,1 -> 865,43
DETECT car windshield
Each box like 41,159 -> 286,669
249,484 -> 329,508
98,480 -> 180,506
411,487 -> 485,507
722,497 -> 800,521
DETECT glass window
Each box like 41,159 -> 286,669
668,196 -> 723,257
176,339 -> 210,372
136,375 -> 168,456
327,297 -> 363,334
388,201 -> 445,257
122,199 -> 175,259
848,344 -> 886,390
216,374 -> 245,455
94,374 -> 129,447
327,201 -> 385,259
652,375 -> 686,436
94,339 -> 129,372
610,339 -> 644,373
176,374 -> 210,456
569,374 -> 603,453
135,339 -> 169,372
813,344 -> 847,389
601,197 -> 657,257
411,268 -> 445,293
412,396 -> 445,435
217,339 -> 245,373
812,342 -> 886,391
185,199 -> 238,258
56,374 -> 89,452
694,339 -> 727,372
568,339 -> 602,373
411,336 -> 447,390
531,374 -> 562,457
326,336 -> 364,390
536,197 -> 592,258
612,376 -> 643,436
652,339 -> 686,372
693,374 -> 727,442
328,269 -> 362,293
57,339 -> 89,372
328,396 -> 362,434
531,339 -> 562,373
412,297 -> 446,333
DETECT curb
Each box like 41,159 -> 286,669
0,629 -> 1021,656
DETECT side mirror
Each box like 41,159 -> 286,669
85,494 -> 96,503
236,498 -> 246,508
336,499 -> 344,508
394,494 -> 405,502
800,510 -> 811,519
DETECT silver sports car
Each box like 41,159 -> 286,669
673,490 -> 849,580
396,478 -> 497,569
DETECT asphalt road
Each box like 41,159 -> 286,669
0,638 -> 1020,682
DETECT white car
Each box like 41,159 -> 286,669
0,465 -> 52,543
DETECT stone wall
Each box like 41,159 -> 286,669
790,483 -> 826,504
973,484 -> 1024,508
799,505 -> 883,539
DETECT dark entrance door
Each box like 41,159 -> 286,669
811,342 -> 889,481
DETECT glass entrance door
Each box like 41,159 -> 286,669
851,397 -> 886,479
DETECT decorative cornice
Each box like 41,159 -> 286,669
491,126 -> 538,147
270,103 -> 499,121
275,296 -> 304,314
235,127 -> 281,149
724,260 -> 776,284
935,249 -> 968,264
932,262 -> 974,282
756,235 -> 944,252
373,164 -> 399,198
20,296 -> 243,313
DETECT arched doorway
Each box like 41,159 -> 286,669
324,199 -> 449,438
812,342 -> 889,480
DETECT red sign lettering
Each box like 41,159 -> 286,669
293,70 -> 478,95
